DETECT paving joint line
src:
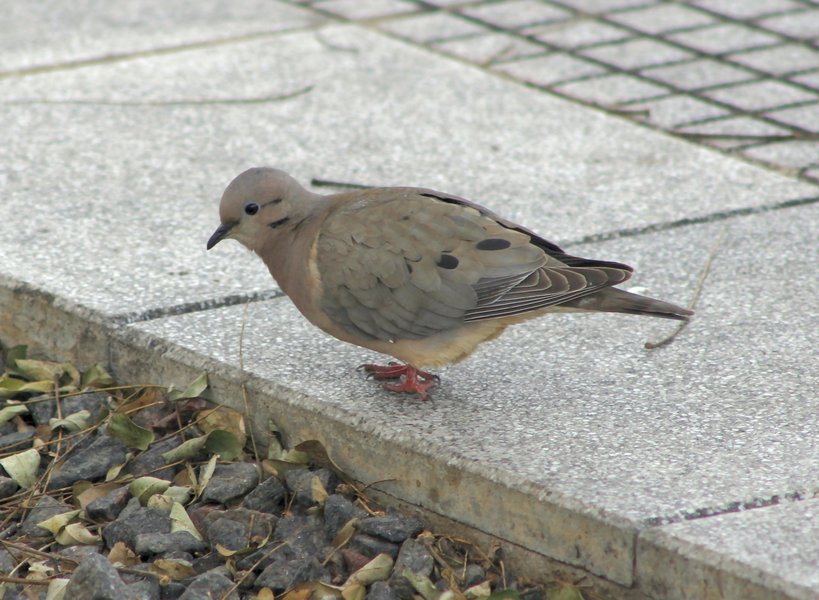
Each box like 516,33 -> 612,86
563,195 -> 819,247
110,289 -> 283,325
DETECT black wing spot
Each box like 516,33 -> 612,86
476,238 -> 511,251
437,254 -> 459,269
268,217 -> 290,229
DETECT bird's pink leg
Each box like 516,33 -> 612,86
359,362 -> 439,400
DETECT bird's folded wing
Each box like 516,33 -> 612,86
316,191 -> 630,341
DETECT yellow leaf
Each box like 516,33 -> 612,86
36,510 -> 80,536
170,501 -> 202,540
108,541 -> 139,567
345,553 -> 393,586
151,558 -> 196,580
129,476 -> 170,505
55,522 -> 99,546
0,448 -> 40,489
341,583 -> 365,600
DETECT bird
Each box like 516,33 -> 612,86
207,167 -> 693,400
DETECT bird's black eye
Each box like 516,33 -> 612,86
244,202 -> 259,216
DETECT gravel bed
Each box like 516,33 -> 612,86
0,346 -> 573,600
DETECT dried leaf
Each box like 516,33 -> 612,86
108,541 -> 139,567
346,553 -> 393,586
402,568 -> 440,600
194,455 -> 218,498
168,372 -> 208,401
129,476 -> 171,504
257,589 -> 276,600
489,591 -> 523,600
281,582 -> 321,600
36,510 -> 80,536
465,582 -> 491,599
311,475 -> 329,506
147,494 -> 174,513
204,429 -> 242,461
81,364 -> 115,388
13,358 -> 66,382
546,586 -> 583,600
161,435 -> 207,463
294,440 -> 351,483
107,413 -> 155,451
341,583 -> 365,600
170,501 -> 202,540
45,578 -> 69,600
76,482 -> 121,510
196,407 -> 247,447
0,375 -> 27,398
215,543 -> 238,557
164,486 -> 193,505
55,522 -> 100,545
331,519 -> 358,548
0,402 -> 29,424
105,460 -> 127,482
151,558 -> 196,580
49,410 -> 89,433
0,448 -> 41,488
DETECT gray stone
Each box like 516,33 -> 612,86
241,475 -> 286,513
324,494 -> 367,540
236,515 -> 326,571
367,581 -> 401,600
202,507 -> 277,552
86,486 -> 131,522
349,533 -> 400,559
134,531 -> 207,556
122,435 -> 184,481
200,462 -> 260,505
356,514 -> 423,543
103,505 -> 171,550
390,539 -> 434,599
64,553 -> 132,600
255,555 -> 327,593
19,495 -> 72,537
127,578 -> 161,600
284,468 -> 337,509
0,477 -> 20,499
47,434 -> 128,490
179,569 -> 238,600
0,431 -> 34,450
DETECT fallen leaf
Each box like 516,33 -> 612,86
49,410 -> 89,433
168,373 -> 208,401
44,578 -> 69,600
204,429 -> 242,461
170,501 -> 202,540
0,448 -> 41,488
108,541 -> 139,567
546,586 -> 584,600
151,558 -> 196,580
0,403 -> 28,424
107,413 -> 155,451
196,407 -> 247,448
55,522 -> 100,545
161,435 -> 207,463
129,476 -> 171,504
81,364 -> 115,388
345,553 -> 393,586
76,482 -> 121,510
36,510 -> 81,536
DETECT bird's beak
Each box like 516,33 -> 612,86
207,222 -> 234,250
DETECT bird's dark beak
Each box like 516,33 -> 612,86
207,222 -> 233,250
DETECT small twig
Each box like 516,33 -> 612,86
645,226 -> 727,349
239,300 -> 262,473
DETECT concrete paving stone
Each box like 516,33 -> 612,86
765,102 -> 819,132
554,72 -> 670,105
790,69 -> 819,91
492,52 -> 607,86
526,17 -> 632,49
4,23 -> 815,325
676,115 -> 792,138
727,44 -> 819,76
638,498 -> 819,600
0,0 -> 325,73
743,139 -> 819,169
686,0 -> 804,20
459,0 -> 572,29
377,11 -> 487,43
702,79 -> 817,111
579,37 -> 695,70
312,0 -> 419,20
757,8 -> 819,41
803,166 -> 819,182
668,23 -> 783,55
432,33 -> 545,65
640,58 -> 757,90
605,3 -> 718,34
123,204 -> 819,587
627,95 -> 732,128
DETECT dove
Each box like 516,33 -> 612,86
207,167 -> 693,400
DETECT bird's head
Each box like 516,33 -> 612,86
207,167 -> 306,253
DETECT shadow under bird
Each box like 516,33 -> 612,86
207,167 -> 693,399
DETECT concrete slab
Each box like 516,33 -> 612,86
638,498 -> 819,600
119,202 -> 819,589
0,0 -> 324,73
1,24 -> 815,324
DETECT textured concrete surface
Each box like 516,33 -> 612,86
2,1 -> 819,598
638,499 -> 819,600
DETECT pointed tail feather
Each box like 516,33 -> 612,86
564,287 -> 693,321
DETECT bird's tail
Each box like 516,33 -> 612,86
564,287 -> 694,321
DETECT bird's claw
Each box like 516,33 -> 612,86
358,363 -> 438,400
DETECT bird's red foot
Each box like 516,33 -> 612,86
359,362 -> 439,400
